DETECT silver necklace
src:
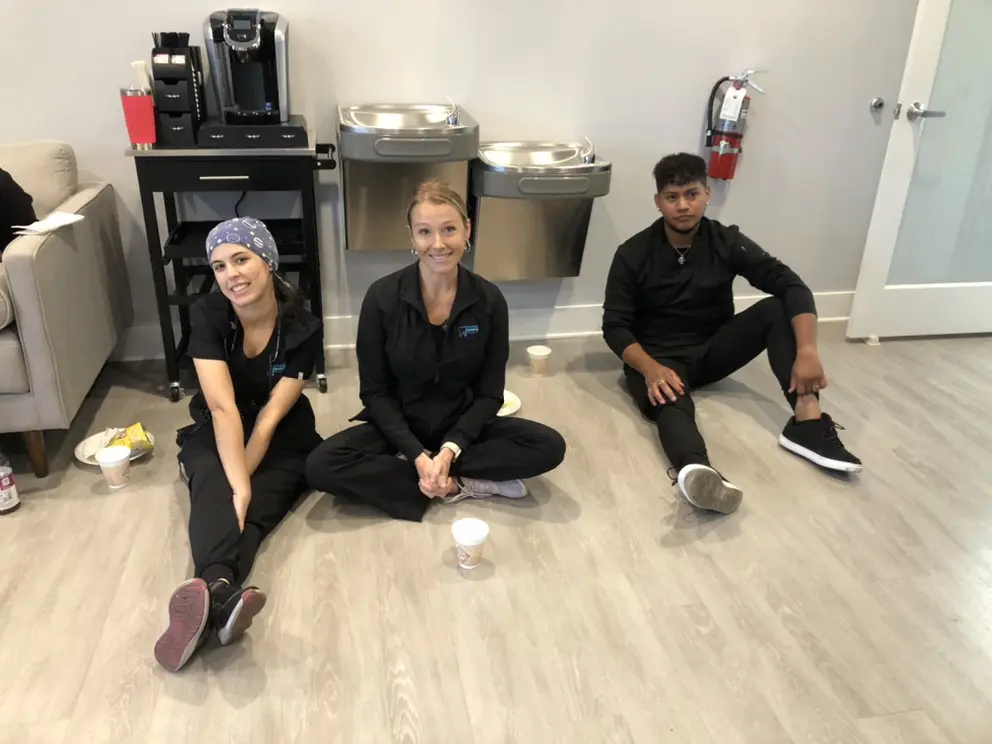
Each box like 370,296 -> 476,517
673,245 -> 692,264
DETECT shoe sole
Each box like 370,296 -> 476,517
154,579 -> 210,673
778,435 -> 863,473
217,588 -> 267,646
679,467 -> 743,514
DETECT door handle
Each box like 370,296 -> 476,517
906,101 -> 947,121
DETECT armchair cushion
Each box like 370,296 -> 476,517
0,327 -> 29,394
0,263 -> 12,329
0,141 -> 77,217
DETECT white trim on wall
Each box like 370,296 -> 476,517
113,291 -> 853,361
322,290 -> 854,348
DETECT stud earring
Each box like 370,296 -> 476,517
411,248 -> 417,256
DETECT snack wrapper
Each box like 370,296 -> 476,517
108,423 -> 154,455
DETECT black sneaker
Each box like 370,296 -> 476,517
209,580 -> 267,646
670,464 -> 744,514
779,413 -> 863,473
154,578 -> 211,672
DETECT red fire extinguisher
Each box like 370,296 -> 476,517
705,70 -> 763,180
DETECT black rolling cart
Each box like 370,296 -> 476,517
126,125 -> 335,401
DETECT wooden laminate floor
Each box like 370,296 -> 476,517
2,332 -> 991,744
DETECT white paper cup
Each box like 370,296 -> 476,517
451,517 -> 490,569
95,445 -> 131,489
526,345 -> 552,376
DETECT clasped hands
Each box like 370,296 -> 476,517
415,449 -> 456,499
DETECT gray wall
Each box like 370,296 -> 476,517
0,0 -> 918,354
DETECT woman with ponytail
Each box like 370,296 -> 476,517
306,180 -> 566,521
154,217 -> 323,672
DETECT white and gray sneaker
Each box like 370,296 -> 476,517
674,464 -> 743,514
444,478 -> 529,504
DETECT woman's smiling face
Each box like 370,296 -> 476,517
409,200 -> 470,276
209,242 -> 273,307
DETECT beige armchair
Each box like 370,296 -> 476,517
0,141 -> 132,476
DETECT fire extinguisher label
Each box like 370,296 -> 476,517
719,87 -> 747,122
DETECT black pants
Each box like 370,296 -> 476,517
178,411 -> 313,586
626,297 -> 805,473
305,417 -> 567,522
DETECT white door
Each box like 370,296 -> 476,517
847,0 -> 992,339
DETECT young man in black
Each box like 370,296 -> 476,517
602,153 -> 861,514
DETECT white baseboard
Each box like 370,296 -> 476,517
324,290 -> 854,349
738,290 -> 853,322
112,291 -> 854,359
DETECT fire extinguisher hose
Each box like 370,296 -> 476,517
706,76 -> 733,146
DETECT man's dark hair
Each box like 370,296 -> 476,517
652,153 -> 708,193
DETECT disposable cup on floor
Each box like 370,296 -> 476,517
451,517 -> 490,569
526,345 -> 552,376
95,445 -> 131,489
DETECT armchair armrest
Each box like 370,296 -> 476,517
3,182 -> 132,429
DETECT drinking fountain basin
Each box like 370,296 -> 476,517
337,103 -> 479,162
473,141 -> 611,198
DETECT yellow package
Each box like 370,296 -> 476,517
108,423 -> 154,454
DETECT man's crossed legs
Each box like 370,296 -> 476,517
625,298 -> 862,513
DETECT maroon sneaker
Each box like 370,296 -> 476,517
153,578 -> 211,672
211,582 -> 267,646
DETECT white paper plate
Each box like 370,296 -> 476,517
498,389 -> 521,417
74,428 -> 156,466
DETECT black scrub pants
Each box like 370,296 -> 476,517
626,297 -> 810,473
178,405 -> 317,586
305,417 -> 566,522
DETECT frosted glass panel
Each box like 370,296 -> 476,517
887,0 -> 992,285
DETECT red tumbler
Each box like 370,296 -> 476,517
120,88 -> 156,150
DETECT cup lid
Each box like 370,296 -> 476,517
95,445 -> 131,464
451,517 -> 489,545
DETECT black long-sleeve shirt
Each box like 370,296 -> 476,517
602,217 -> 816,359
352,262 -> 509,461
1,167 -> 37,252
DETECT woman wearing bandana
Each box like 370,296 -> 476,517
154,217 -> 323,673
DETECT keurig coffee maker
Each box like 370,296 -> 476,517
204,9 -> 288,124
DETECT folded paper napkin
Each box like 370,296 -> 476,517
13,211 -> 85,235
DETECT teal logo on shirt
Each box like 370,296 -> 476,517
458,324 -> 480,338
271,362 -> 286,375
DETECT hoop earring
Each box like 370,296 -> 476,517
464,240 -> 472,254
411,248 -> 417,256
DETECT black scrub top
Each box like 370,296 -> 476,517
180,291 -> 324,452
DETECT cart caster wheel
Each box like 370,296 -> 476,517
317,375 -> 328,393
169,383 -> 183,402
